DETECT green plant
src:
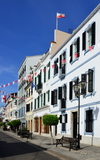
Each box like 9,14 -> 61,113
43,115 -> 59,144
0,122 -> 3,126
7,121 -> 12,126
21,127 -> 27,131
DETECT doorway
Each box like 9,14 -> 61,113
73,112 -> 77,138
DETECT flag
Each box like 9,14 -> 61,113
27,75 -> 32,82
34,72 -> 37,76
1,95 -> 6,103
62,59 -> 66,64
74,53 -> 79,58
42,68 -> 46,72
89,46 -> 93,51
31,82 -> 35,89
56,13 -> 65,18
52,64 -> 54,68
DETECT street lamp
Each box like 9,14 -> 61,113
15,111 -> 18,119
73,75 -> 87,149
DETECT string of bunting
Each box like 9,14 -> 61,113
0,75 -> 32,88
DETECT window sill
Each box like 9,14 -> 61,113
84,131 -> 93,135
84,45 -> 94,55
70,57 -> 79,64
83,91 -> 96,98
70,98 -> 78,102
59,74 -> 66,79
53,73 -> 58,78
53,104 -> 58,107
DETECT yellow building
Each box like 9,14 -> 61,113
25,81 -> 33,132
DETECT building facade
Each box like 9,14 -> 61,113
18,55 -> 42,126
50,4 -> 100,146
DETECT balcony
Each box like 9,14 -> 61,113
36,83 -> 43,94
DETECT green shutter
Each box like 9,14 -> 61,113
48,68 -> 50,79
44,67 -> 46,82
38,96 -> 39,108
48,90 -> 50,102
35,77 -> 36,90
34,99 -> 36,109
44,93 -> 46,106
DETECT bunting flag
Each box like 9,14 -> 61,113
42,68 -> 46,72
62,59 -> 66,64
27,75 -> 32,82
74,53 -> 79,58
52,64 -> 55,68
34,72 -> 37,76
89,46 -> 93,51
0,75 -> 33,88
1,95 -> 6,103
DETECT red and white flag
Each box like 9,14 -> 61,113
62,59 -> 66,64
56,13 -> 65,18
1,95 -> 6,103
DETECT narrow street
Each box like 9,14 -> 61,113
0,131 -> 62,160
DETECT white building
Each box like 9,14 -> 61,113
50,4 -> 100,146
33,30 -> 70,135
18,55 -> 42,126
33,52 -> 51,135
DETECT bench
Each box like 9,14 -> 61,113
19,130 -> 33,140
56,136 -> 78,151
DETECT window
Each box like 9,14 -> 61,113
58,84 -> 67,109
82,22 -> 95,51
54,58 -> 58,75
59,51 -> 66,77
70,37 -> 80,63
85,109 -> 93,132
59,114 -> 67,131
69,79 -> 79,100
83,69 -> 94,95
69,69 -> 94,100
26,104 -> 30,112
51,89 -> 57,105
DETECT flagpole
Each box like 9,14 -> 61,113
56,13 -> 58,30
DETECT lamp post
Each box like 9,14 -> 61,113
73,76 -> 87,149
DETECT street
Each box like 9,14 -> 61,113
0,131 -> 62,160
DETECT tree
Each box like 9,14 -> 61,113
11,120 -> 21,127
43,115 -> 59,144
11,120 -> 21,131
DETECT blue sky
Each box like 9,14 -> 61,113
0,0 -> 100,107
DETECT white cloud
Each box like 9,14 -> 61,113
0,65 -> 15,74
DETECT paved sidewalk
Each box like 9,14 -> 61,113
1,129 -> 100,160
